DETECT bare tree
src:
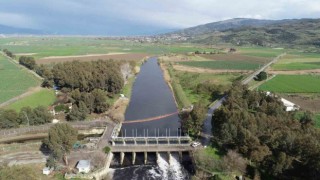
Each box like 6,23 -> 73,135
222,150 -> 247,174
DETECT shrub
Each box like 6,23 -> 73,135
103,146 -> 111,154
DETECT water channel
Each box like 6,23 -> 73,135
110,57 -> 192,180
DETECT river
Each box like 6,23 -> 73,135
110,57 -> 191,180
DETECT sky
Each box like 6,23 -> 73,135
0,0 -> 319,35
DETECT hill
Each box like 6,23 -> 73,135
0,24 -> 44,35
166,18 -> 320,49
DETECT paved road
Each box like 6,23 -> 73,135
201,53 -> 286,145
241,53 -> 286,85
201,97 -> 225,145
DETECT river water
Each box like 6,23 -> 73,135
110,57 -> 191,180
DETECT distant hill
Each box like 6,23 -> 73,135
0,24 -> 43,35
166,18 -> 320,48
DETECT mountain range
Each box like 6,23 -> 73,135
167,18 -> 320,48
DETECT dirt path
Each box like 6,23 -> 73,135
173,64 -> 252,74
106,97 -> 129,123
268,69 -> 320,75
0,86 -> 43,108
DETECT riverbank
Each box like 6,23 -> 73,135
159,58 -> 191,109
106,57 -> 147,123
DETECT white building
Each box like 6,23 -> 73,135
266,92 -> 299,112
280,98 -> 299,112
76,160 -> 91,173
42,167 -> 53,175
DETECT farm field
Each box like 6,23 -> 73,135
271,54 -> 320,70
259,75 -> 320,93
238,47 -> 285,58
0,37 -> 215,59
178,60 -> 261,70
37,53 -> 148,64
5,88 -> 56,111
0,55 -> 40,104
173,70 -> 242,104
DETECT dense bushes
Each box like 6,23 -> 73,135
2,49 -> 15,58
0,106 -> 53,129
19,56 -> 36,70
255,71 -> 267,81
51,60 -> 124,93
212,82 -> 320,179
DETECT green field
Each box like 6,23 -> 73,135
272,54 -> 320,70
179,60 -> 261,70
239,47 -> 285,58
5,89 -> 56,111
259,75 -> 320,93
0,55 -> 40,103
174,71 -> 241,104
0,37 -> 215,59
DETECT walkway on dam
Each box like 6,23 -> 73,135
111,144 -> 193,152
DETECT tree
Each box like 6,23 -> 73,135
255,71 -> 267,81
19,56 -> 36,70
212,83 -> 320,179
32,106 -> 53,125
221,150 -> 247,174
92,89 -> 108,113
45,123 -> 78,165
181,101 -> 206,137
0,109 -> 19,129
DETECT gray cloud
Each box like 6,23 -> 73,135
0,0 -> 319,35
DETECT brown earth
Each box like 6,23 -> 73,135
37,53 -> 149,64
199,53 -> 270,64
173,64 -> 253,74
280,94 -> 320,113
107,97 -> 129,123
268,69 -> 320,75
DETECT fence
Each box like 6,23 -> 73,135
0,120 -> 108,138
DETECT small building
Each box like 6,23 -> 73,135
281,98 -> 299,112
52,119 -> 60,124
42,167 -> 53,175
76,160 -> 91,173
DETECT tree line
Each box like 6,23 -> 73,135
2,49 -> 15,58
19,56 -> 36,70
0,106 -> 53,129
212,82 -> 320,179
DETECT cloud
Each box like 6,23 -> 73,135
0,0 -> 319,35
0,12 -> 38,28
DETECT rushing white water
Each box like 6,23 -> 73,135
168,153 -> 186,180
111,153 -> 189,180
155,153 -> 187,180
156,153 -> 170,179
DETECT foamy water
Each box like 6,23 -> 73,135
111,153 -> 189,180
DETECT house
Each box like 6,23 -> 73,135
76,160 -> 91,173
